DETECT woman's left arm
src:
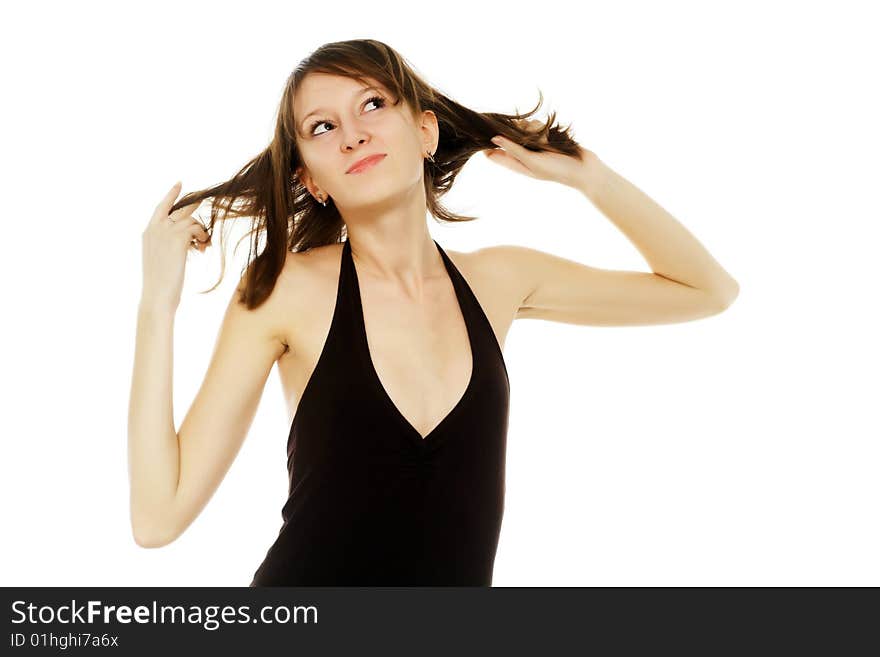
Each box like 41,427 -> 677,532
484,129 -> 739,326
571,153 -> 740,300
488,130 -> 739,300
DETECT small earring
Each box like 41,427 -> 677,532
426,150 -> 435,164
318,195 -> 327,207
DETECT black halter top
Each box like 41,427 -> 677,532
250,237 -> 510,586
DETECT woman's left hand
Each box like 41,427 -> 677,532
484,119 -> 598,188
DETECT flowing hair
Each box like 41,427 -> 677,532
170,38 -> 584,310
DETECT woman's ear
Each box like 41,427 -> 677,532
420,109 -> 439,153
295,167 -> 317,196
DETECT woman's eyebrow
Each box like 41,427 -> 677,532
300,85 -> 383,125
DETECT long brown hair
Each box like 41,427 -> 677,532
170,38 -> 584,310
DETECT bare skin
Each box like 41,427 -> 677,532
273,243 -> 519,437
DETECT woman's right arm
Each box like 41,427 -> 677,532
127,183 -> 287,547
128,301 -> 181,547
128,290 -> 286,548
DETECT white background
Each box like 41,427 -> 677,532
2,0 -> 877,586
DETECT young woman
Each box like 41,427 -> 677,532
128,39 -> 739,586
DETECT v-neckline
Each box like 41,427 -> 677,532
346,238 -> 476,446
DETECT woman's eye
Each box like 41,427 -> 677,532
309,95 -> 387,137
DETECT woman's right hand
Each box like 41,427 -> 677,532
140,181 -> 211,312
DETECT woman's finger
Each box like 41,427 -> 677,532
168,200 -> 202,224
484,146 -> 533,177
184,223 -> 211,252
150,181 -> 182,224
182,220 -> 210,244
173,215 -> 207,233
491,134 -> 525,154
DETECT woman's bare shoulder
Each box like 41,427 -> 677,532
272,243 -> 344,346
443,243 -> 508,287
442,243 -> 524,331
280,242 -> 344,281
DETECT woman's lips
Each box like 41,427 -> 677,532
347,154 -> 386,174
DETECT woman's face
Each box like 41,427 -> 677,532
292,73 -> 436,207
